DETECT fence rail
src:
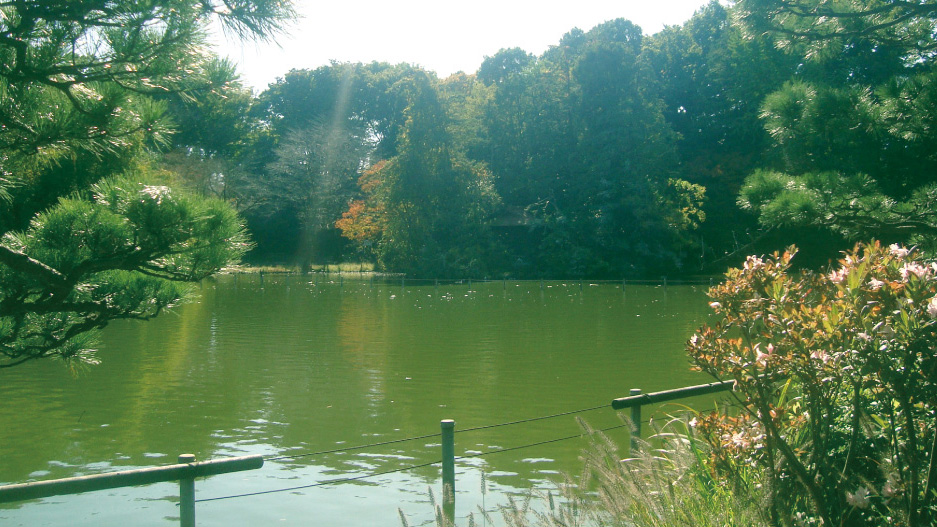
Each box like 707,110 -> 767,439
0,454 -> 262,527
611,379 -> 736,411
612,379 -> 736,451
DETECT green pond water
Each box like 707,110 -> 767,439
0,276 -> 719,526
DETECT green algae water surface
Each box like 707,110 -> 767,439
0,276 -> 716,526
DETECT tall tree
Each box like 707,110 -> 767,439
343,71 -> 499,276
257,119 -> 373,265
471,20 -> 705,277
643,2 -> 798,266
0,0 -> 292,367
732,0 -> 937,254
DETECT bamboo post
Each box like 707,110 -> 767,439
178,454 -> 196,527
630,389 -> 641,453
441,419 -> 455,524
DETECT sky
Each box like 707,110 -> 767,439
212,0 -> 714,92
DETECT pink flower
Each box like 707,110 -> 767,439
755,343 -> 775,366
867,278 -> 885,291
810,350 -> 831,363
829,267 -> 847,284
900,262 -> 929,281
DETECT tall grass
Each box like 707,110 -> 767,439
574,418 -> 769,527
409,417 -> 769,527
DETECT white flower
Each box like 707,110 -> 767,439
867,278 -> 885,291
730,431 -> 750,448
709,301 -> 721,310
846,487 -> 871,509
882,474 -> 899,498
928,297 -> 937,319
889,244 -> 910,258
743,255 -> 764,271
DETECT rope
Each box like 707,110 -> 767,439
266,432 -> 440,462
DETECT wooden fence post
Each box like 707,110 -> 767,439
178,454 -> 196,527
441,419 -> 455,525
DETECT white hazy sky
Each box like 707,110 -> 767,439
212,0 -> 714,92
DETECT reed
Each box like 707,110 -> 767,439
411,417 -> 770,527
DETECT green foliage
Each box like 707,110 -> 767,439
729,0 -> 937,258
0,0 -> 289,367
0,175 -> 250,367
466,19 -> 708,277
688,242 -> 937,526
732,0 -> 937,68
363,72 -> 500,277
740,170 -> 937,254
642,2 -> 798,268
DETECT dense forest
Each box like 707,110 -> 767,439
154,0 -> 936,278
4,0 -> 937,369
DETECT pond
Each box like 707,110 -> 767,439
0,276 -> 718,526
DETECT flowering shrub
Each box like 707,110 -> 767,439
687,241 -> 937,526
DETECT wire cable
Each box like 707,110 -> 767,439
266,432 -> 440,462
195,459 -> 442,503
197,423 -> 634,503
266,403 -> 611,462
457,423 -> 631,461
457,404 -> 608,433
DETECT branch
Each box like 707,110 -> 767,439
0,246 -> 68,287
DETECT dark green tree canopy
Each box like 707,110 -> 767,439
731,0 -> 937,255
0,0 -> 291,367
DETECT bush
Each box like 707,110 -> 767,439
687,241 -> 937,526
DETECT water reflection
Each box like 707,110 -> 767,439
0,277 -> 714,525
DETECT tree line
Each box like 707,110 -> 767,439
3,0 -> 937,364
164,0 -> 937,278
